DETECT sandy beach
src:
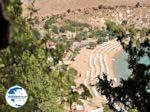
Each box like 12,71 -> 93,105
70,40 -> 123,110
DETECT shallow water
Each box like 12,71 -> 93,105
114,51 -> 132,80
114,51 -> 150,80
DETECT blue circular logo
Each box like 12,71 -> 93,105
5,85 -> 28,108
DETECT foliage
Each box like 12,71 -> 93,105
97,36 -> 107,44
103,105 -> 111,112
106,21 -> 126,39
75,32 -> 87,42
94,30 -> 107,38
89,30 -> 107,43
51,25 -> 59,34
88,42 -> 97,49
80,84 -> 92,99
66,20 -> 90,28
89,30 -> 106,39
70,48 -> 80,61
60,25 -> 75,33
44,16 -> 57,30
0,0 -> 80,111
67,68 -> 78,76
67,90 -> 80,111
76,100 -> 84,105
96,23 -> 150,112
129,109 -> 139,112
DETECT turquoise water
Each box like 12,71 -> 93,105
114,51 -> 150,80
114,52 -> 131,80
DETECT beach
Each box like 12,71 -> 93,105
70,40 -> 123,109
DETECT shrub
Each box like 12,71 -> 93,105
80,84 -> 92,99
51,25 -> 59,34
67,67 -> 78,76
106,21 -> 125,37
88,42 -> 97,49
129,109 -> 139,112
97,36 -> 107,44
128,26 -> 138,36
44,17 -> 56,29
60,25 -> 75,33
95,30 -> 107,37
66,20 -> 90,28
75,32 -> 87,42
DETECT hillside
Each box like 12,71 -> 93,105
23,0 -> 150,16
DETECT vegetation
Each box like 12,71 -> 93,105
65,20 -> 90,28
97,22 -> 150,112
44,17 -> 57,29
60,25 -> 75,33
75,32 -> 87,42
89,30 -> 107,44
103,105 -> 111,112
71,48 -> 80,61
106,20 -> 125,39
80,84 -> 92,99
0,1 -> 82,111
88,42 -> 97,49
51,25 -> 59,34
67,68 -> 78,76
97,36 -> 107,44
129,109 -> 139,112
2,1 -> 149,112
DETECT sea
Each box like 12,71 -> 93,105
114,51 -> 149,80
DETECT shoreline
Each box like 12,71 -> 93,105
70,40 -> 123,110
106,44 -> 123,79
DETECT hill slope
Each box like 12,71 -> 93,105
23,0 -> 150,16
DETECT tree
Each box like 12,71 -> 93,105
96,23 -> 150,112
106,21 -> 126,39
0,0 -> 79,111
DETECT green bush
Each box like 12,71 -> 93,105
0,1 -> 78,111
66,20 -> 90,28
129,26 -> 138,36
51,25 -> 59,34
106,21 -> 125,37
67,68 -> 78,76
60,25 -> 75,33
80,84 -> 92,99
44,17 -> 56,29
75,32 -> 87,42
89,30 -> 107,39
76,100 -> 84,105
88,42 -> 97,49
97,36 -> 107,44
94,30 -> 107,38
